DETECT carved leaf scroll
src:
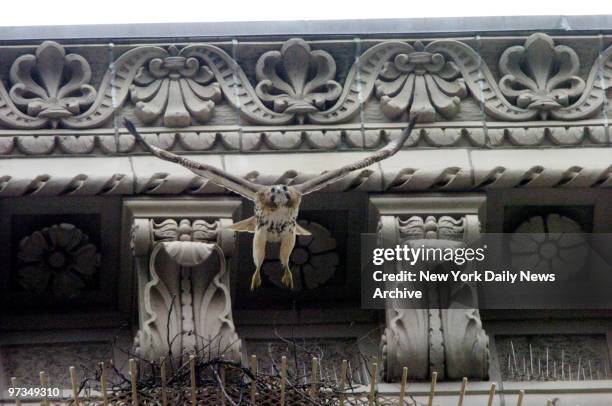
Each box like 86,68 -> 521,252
379,213 -> 489,381
133,218 -> 241,361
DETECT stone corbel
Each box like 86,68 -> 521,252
369,195 -> 490,382
125,198 -> 243,362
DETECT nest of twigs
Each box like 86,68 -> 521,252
69,354 -> 385,406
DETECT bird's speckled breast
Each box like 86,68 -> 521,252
254,203 -> 298,242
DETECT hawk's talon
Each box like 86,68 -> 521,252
281,267 -> 294,289
250,271 -> 262,290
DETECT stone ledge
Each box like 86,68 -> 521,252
1,16 -> 611,41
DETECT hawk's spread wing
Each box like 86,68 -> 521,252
295,116 -> 417,195
125,119 -> 262,200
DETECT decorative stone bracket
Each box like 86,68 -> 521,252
369,195 -> 490,382
125,198 -> 243,362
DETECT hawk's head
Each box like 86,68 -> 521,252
258,185 -> 300,210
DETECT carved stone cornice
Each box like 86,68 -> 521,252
0,34 -> 608,133
369,195 -> 489,382
0,34 -> 607,163
124,198 -> 242,362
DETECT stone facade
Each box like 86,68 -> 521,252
0,17 -> 611,405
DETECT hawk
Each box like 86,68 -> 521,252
125,117 -> 417,290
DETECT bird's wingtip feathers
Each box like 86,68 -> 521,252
124,118 -> 143,141
402,115 -> 418,136
123,118 -> 161,156
390,114 -> 419,153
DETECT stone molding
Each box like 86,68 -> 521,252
124,198 -> 242,362
0,148 -> 610,197
0,34 -> 608,134
0,121 -> 608,156
369,195 -> 490,381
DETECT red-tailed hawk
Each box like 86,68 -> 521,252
125,117 -> 417,290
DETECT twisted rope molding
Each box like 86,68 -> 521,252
0,36 -> 610,130
0,149 -> 609,197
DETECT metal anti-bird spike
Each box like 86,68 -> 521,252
124,117 -> 417,290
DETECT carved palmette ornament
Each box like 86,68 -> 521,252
255,38 -> 342,124
499,33 -> 586,120
8,41 -> 97,128
375,41 -> 467,122
130,45 -> 222,127
131,218 -> 241,361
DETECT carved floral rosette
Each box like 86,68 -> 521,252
17,223 -> 100,298
131,217 -> 241,362
261,220 -> 339,290
510,213 -> 589,280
